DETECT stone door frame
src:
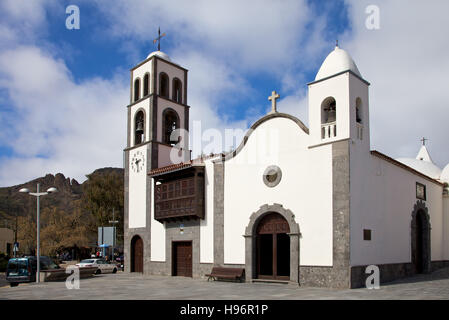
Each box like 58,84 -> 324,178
244,204 -> 300,283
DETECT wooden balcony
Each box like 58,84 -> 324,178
151,165 -> 205,222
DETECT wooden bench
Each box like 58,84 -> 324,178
206,267 -> 245,282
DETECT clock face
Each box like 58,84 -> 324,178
131,150 -> 145,173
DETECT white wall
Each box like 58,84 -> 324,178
443,195 -> 449,260
223,117 -> 333,266
157,143 -> 190,168
350,151 -> 444,266
128,145 -> 147,228
200,160 -> 215,263
151,177 -> 166,261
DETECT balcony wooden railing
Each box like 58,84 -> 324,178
153,167 -> 204,222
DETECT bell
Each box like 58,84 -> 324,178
327,109 -> 336,123
326,102 -> 336,123
136,121 -> 144,134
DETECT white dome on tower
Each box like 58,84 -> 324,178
396,145 -> 442,180
315,46 -> 362,81
147,50 -> 171,61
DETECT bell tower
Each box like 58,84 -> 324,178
308,45 -> 370,151
124,47 -> 191,272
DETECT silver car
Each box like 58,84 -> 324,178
76,259 -> 118,274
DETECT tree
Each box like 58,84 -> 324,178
17,215 -> 36,255
39,205 -> 95,256
82,170 -> 124,244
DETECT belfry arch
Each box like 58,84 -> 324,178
244,204 -> 300,283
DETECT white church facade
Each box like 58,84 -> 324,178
123,45 -> 449,288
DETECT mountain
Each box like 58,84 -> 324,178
0,168 -> 124,225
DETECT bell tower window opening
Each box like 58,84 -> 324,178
321,97 -> 337,139
321,97 -> 336,124
356,98 -> 363,124
143,73 -> 150,97
134,78 -> 140,102
160,73 -> 169,98
173,78 -> 182,104
162,109 -> 180,146
134,110 -> 145,145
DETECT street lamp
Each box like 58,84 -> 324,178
19,183 -> 57,283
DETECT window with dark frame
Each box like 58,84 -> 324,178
363,229 -> 372,241
159,73 -> 169,98
143,74 -> 149,97
416,182 -> 426,201
134,78 -> 140,102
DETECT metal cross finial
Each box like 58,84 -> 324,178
268,90 -> 280,114
336,39 -> 339,47
153,27 -> 166,51
421,137 -> 428,146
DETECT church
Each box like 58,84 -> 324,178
123,44 -> 449,288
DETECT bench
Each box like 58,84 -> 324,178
205,267 -> 245,282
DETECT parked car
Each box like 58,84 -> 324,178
76,258 -> 117,274
6,256 -> 60,287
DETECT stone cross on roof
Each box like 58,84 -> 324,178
268,90 -> 280,114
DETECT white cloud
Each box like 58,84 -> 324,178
0,46 -> 128,186
343,0 -> 449,168
93,0 -> 326,73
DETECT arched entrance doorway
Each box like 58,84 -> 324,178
412,209 -> 431,274
131,235 -> 143,273
256,213 -> 290,280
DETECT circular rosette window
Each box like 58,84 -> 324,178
263,165 -> 282,188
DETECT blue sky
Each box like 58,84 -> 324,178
0,0 -> 448,186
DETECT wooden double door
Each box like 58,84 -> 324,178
172,241 -> 192,277
256,213 -> 290,280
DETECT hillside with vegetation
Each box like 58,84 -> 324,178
0,168 -> 124,257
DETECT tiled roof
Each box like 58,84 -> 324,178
148,162 -> 193,176
148,153 -> 224,176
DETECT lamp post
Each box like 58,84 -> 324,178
19,183 -> 57,283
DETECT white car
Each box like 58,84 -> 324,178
76,259 -> 118,274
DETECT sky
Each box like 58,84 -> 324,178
0,0 -> 448,187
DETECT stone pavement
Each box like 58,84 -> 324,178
1,269 -> 449,300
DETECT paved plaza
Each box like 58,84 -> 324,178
1,269 -> 449,300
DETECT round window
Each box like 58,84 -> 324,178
263,165 -> 282,188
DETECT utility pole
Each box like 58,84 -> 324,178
109,208 -> 119,262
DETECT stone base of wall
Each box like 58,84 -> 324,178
143,261 -> 214,279
299,266 -> 350,288
430,260 -> 449,272
350,260 -> 449,288
350,263 -> 414,288
130,260 -> 449,288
